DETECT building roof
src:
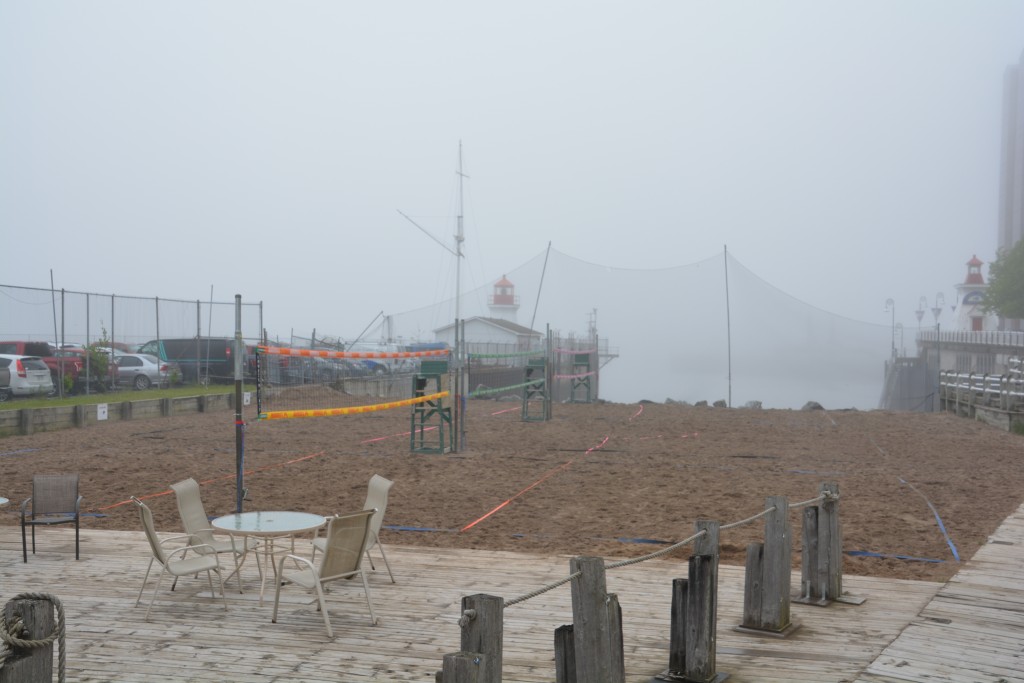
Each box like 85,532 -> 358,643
434,316 -> 541,337
495,275 -> 514,287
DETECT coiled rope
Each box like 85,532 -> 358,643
0,592 -> 66,683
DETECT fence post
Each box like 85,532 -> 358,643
653,521 -> 726,683
738,495 -> 799,636
0,597 -> 55,682
459,594 -> 503,683
437,652 -> 487,683
569,556 -> 624,683
796,483 -> 865,606
554,624 -> 576,683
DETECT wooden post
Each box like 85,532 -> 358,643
653,521 -> 726,682
0,597 -> 54,683
73,404 -> 87,427
554,624 -> 576,683
19,409 -> 33,435
796,483 -> 864,606
607,593 -> 625,682
742,542 -> 764,627
820,483 -> 842,601
569,556 -> 623,683
667,578 -> 688,674
460,594 -> 502,683
739,496 -> 797,635
121,400 -> 133,420
439,652 -> 487,683
161,397 -> 172,417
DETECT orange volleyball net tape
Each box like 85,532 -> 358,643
257,345 -> 449,360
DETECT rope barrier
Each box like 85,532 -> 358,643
0,592 -> 66,683
720,506 -> 777,530
501,489 -> 838,609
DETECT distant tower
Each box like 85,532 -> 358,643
999,49 -> 1024,252
955,255 -> 996,332
488,275 -> 520,323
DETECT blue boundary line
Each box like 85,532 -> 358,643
899,477 -> 961,562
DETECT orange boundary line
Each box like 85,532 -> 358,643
460,435 -> 610,532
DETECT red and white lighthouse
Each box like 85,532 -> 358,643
954,255 -> 995,332
488,275 -> 520,323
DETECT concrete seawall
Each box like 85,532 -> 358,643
0,393 -> 235,437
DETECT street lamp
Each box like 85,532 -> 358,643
932,293 -> 945,412
896,323 -> 904,357
885,298 -> 896,359
915,296 -> 926,331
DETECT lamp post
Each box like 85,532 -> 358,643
896,323 -> 904,357
932,293 -> 945,411
915,296 -> 926,331
885,298 -> 896,360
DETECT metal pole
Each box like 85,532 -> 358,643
234,295 -> 245,513
724,245 -> 732,408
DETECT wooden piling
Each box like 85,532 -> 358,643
459,594 -> 502,683
0,597 -> 55,683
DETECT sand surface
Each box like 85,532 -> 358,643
4,396 -> 1021,582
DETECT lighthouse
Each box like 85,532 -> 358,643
488,275 -> 520,323
954,255 -> 996,332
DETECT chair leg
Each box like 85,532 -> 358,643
360,571 -> 377,626
376,543 -> 396,583
313,581 -> 333,638
213,566 -> 228,611
21,523 -> 27,563
145,569 -> 168,622
75,516 -> 80,560
136,558 -> 156,607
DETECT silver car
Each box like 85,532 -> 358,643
0,354 -> 55,399
114,353 -> 179,390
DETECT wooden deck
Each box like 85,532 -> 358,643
1,507 -> 1019,683
856,502 -> 1024,683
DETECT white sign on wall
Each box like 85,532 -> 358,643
243,392 -> 252,406
97,404 -> 108,421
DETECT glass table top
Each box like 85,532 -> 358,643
211,511 -> 326,536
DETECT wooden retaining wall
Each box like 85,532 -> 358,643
0,393 -> 236,437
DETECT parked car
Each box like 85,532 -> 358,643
136,338 -> 255,384
0,340 -> 81,391
0,354 -> 55,399
55,348 -> 118,393
114,353 -> 181,390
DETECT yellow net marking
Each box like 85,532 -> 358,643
261,391 -> 449,420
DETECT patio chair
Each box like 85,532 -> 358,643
272,508 -> 377,637
312,474 -> 395,582
132,496 -> 227,621
169,477 -> 261,592
21,473 -> 83,563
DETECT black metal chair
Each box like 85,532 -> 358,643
21,473 -> 83,562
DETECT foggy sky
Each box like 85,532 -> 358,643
2,1 -> 1023,345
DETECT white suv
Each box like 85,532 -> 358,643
0,354 -> 55,400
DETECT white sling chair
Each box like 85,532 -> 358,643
133,497 -> 228,621
272,508 -> 377,638
170,477 -> 261,592
312,474 -> 395,583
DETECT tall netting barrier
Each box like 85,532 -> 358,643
254,345 -> 451,419
382,248 -> 890,410
0,285 -> 263,382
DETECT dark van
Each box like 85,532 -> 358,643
137,338 -> 251,384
